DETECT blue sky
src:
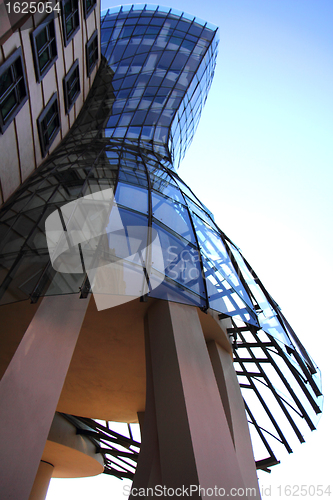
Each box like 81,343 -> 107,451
47,1 -> 333,498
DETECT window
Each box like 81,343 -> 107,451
86,30 -> 99,76
63,59 -> 80,113
31,13 -> 58,83
61,0 -> 80,46
0,47 -> 28,134
83,0 -> 97,19
37,93 -> 60,157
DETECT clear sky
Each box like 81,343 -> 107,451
47,1 -> 333,498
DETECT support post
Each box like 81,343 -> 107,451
0,294 -> 90,500
207,340 -> 260,498
132,300 -> 260,499
28,461 -> 54,500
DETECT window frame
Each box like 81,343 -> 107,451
0,47 -> 28,134
37,93 -> 61,157
86,30 -> 99,77
61,0 -> 80,47
83,0 -> 97,19
63,59 -> 81,114
31,13 -> 58,83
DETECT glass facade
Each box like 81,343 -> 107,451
0,4 -> 322,475
100,4 -> 218,168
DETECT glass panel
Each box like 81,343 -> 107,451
0,68 -> 12,97
259,314 -> 294,349
64,0 -> 72,16
44,103 -> 56,127
228,242 -> 274,318
81,207 -> 150,303
131,110 -> 147,125
184,195 -> 215,227
45,269 -> 84,296
1,91 -> 16,120
152,222 -> 205,298
66,18 -> 74,36
174,177 -> 201,204
69,83 -> 79,102
148,170 -> 175,188
17,77 -> 26,100
192,214 -> 255,311
202,255 -> 258,326
86,0 -> 93,11
36,29 -> 48,51
68,69 -> 79,89
118,167 -> 148,187
151,181 -> 185,204
107,209 -> 148,261
38,49 -> 50,71
46,115 -> 57,139
149,270 -> 206,308
115,182 -> 148,214
0,254 -> 51,305
152,192 -> 196,243
188,23 -> 203,37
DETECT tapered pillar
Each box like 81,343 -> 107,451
132,300 -> 260,499
130,322 -> 162,494
28,461 -> 54,500
0,294 -> 91,500
207,341 -> 260,498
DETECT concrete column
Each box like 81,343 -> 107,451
133,300 -> 259,499
207,340 -> 260,499
28,461 -> 54,500
0,294 -> 91,500
130,323 -> 162,496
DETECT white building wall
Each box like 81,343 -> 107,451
0,0 -> 101,206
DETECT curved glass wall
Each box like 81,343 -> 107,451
0,4 -> 322,473
101,4 -> 218,168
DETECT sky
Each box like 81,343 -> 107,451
47,1 -> 333,498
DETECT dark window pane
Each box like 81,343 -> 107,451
1,91 -> 16,120
66,18 -> 74,36
0,48 -> 28,130
38,50 -> 50,71
0,69 -> 12,95
64,0 -> 71,15
37,94 -> 60,156
32,14 -> 57,81
13,58 -> 23,79
46,122 -> 56,140
36,29 -> 48,51
17,79 -> 26,100
62,0 -> 79,43
86,32 -> 99,75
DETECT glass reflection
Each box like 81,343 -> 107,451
152,222 -> 205,298
115,182 -> 148,214
152,192 -> 196,244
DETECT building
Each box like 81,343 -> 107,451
0,0 -> 101,204
0,4 -> 322,500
